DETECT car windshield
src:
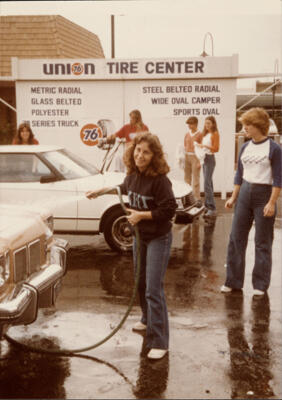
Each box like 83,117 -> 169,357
42,149 -> 99,180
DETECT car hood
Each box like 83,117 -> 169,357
0,205 -> 50,253
75,172 -> 192,198
75,172 -> 124,192
170,178 -> 193,197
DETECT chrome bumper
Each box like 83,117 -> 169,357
50,237 -> 69,276
0,238 -> 69,336
0,285 -> 38,324
27,264 -> 64,308
175,204 -> 205,223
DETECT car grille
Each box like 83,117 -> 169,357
29,240 -> 41,274
182,192 -> 196,208
14,240 -> 41,283
14,247 -> 28,283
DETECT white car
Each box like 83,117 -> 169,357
0,145 -> 204,252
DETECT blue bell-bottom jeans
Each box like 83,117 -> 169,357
133,231 -> 172,350
225,180 -> 275,291
203,154 -> 216,211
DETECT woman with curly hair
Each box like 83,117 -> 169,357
86,133 -> 177,359
12,123 -> 39,145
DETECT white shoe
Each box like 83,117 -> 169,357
253,289 -> 265,296
147,348 -> 168,359
132,321 -> 147,331
220,285 -> 232,293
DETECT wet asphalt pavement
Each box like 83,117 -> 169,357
0,198 -> 281,399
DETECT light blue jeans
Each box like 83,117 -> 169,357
133,231 -> 172,350
203,154 -> 216,211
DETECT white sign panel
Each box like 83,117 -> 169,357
13,56 -> 238,80
15,56 -> 238,195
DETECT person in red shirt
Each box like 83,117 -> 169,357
12,123 -> 39,145
106,110 -> 149,145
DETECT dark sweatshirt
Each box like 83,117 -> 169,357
119,172 -> 177,241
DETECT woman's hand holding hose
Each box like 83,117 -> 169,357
86,189 -> 103,199
126,209 -> 152,226
126,209 -> 142,226
86,188 -> 153,225
86,187 -> 116,199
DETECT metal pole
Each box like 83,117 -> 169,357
111,15 -> 115,58
272,59 -> 279,120
237,79 -> 281,111
272,85 -> 276,119
0,97 -> 17,112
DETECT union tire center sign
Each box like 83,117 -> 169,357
14,55 -> 238,194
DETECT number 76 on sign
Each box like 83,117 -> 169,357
80,123 -> 103,146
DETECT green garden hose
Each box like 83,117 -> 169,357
4,186 -> 141,356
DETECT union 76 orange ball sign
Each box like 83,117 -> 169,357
72,63 -> 84,75
80,124 -> 103,146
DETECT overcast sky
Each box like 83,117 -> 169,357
1,0 -> 281,88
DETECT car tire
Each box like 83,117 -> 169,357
103,207 -> 133,253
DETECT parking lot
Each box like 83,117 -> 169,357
0,198 -> 281,399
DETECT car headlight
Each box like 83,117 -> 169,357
175,198 -> 183,209
0,252 -> 10,287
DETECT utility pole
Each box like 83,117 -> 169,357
272,83 -> 276,119
272,59 -> 279,119
111,15 -> 115,58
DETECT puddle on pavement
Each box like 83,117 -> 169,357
133,336 -> 169,399
63,218 -> 225,310
0,336 -> 70,399
1,213 -> 281,399
224,292 -> 275,399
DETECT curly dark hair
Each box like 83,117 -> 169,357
14,122 -> 35,144
123,132 -> 170,177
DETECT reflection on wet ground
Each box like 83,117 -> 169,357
133,335 -> 169,399
1,201 -> 281,399
224,292 -> 274,399
63,218 -> 221,311
0,337 -> 70,399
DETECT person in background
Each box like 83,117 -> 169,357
100,109 -> 149,172
86,132 -> 177,360
221,108 -> 281,296
105,109 -> 149,145
198,116 -> 220,217
184,116 -> 202,204
12,123 -> 39,145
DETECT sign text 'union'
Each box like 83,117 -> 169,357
43,63 -> 95,76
